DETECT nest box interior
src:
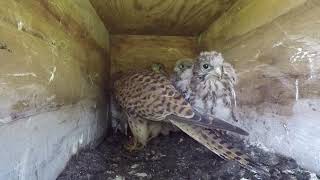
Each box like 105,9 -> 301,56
0,0 -> 319,179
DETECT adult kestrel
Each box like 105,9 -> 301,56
113,70 -> 266,173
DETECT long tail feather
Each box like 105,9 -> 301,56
170,120 -> 270,176
167,112 -> 249,136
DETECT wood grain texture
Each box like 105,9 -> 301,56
90,0 -> 237,36
199,0 -> 306,50
110,35 -> 198,73
198,0 -> 320,173
0,0 -> 110,122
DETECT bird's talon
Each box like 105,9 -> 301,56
124,137 -> 144,151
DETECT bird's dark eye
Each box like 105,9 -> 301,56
179,64 -> 184,69
203,64 -> 209,69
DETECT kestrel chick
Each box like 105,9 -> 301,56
189,51 -> 238,122
112,70 -> 267,174
150,62 -> 168,76
171,58 -> 194,100
173,58 -> 194,77
110,71 -> 129,135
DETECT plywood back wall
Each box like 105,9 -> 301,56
110,35 -> 199,74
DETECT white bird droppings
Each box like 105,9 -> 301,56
17,21 -> 24,31
49,67 -> 57,83
135,173 -> 148,177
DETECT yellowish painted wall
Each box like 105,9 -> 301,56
110,35 -> 198,74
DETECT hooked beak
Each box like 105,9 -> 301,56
206,71 -> 222,80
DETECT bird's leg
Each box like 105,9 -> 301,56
124,136 -> 144,152
146,121 -> 163,142
124,116 -> 148,151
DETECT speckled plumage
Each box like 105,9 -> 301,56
190,51 -> 238,122
111,63 -> 176,137
113,70 -> 267,174
173,52 -> 238,122
149,63 -> 181,137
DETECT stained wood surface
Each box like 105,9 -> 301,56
110,35 -> 198,73
200,0 -> 306,50
198,0 -> 320,173
0,0 -> 109,122
90,0 -> 237,35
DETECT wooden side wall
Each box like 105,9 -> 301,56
200,0 -> 306,50
199,0 -> 320,173
0,1 -> 110,179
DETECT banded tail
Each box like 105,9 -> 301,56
170,120 -> 269,175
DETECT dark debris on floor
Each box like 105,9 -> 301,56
57,132 -> 318,180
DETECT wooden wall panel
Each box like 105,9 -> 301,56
200,0 -> 306,50
90,0 -> 237,36
0,0 -> 110,179
199,0 -> 320,173
0,0 -> 110,122
110,35 -> 198,73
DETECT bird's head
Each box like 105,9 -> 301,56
174,58 -> 194,76
150,62 -> 167,75
193,51 -> 224,81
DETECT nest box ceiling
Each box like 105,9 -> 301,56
90,0 -> 237,36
